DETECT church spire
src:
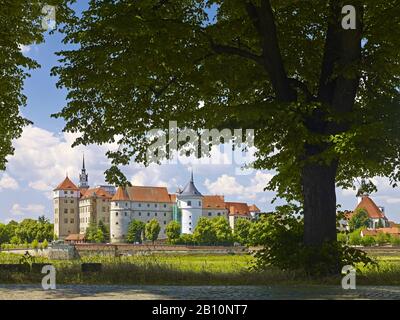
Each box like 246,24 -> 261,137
79,154 -> 89,189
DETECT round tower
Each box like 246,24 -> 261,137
110,186 -> 130,243
177,172 -> 203,234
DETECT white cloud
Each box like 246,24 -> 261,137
29,180 -> 52,192
204,174 -> 245,196
0,174 -> 19,191
18,44 -> 31,54
11,203 -> 45,217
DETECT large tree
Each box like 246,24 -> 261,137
0,0 -> 69,170
53,1 -> 400,255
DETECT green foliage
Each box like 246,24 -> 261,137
193,217 -> 218,245
348,229 -> 363,245
234,218 -> 252,245
145,219 -> 161,243
212,217 -> 233,245
85,222 -> 98,243
361,236 -> 376,247
177,233 -> 194,245
126,220 -> 145,244
390,236 -> 400,246
42,239 -> 49,249
349,209 -> 370,231
337,233 -> 347,243
85,221 -> 110,243
165,221 -> 181,244
249,208 -> 375,276
31,239 -> 39,250
376,232 -> 390,246
97,220 -> 110,242
0,0 -> 72,171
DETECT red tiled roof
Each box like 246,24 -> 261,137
65,234 -> 86,241
225,202 -> 250,216
126,186 -> 172,203
81,187 -> 113,200
54,177 -> 79,191
354,196 -> 385,219
203,195 -> 225,210
248,204 -> 260,212
169,194 -> 177,202
111,186 -> 130,201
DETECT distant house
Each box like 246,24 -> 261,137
64,234 -> 86,244
353,195 -> 390,229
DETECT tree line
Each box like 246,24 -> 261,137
0,216 -> 54,247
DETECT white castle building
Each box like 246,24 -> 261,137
53,158 -> 260,242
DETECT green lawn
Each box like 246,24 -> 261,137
0,252 -> 399,286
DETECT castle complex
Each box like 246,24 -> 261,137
53,158 -> 260,242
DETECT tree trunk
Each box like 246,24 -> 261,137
302,160 -> 338,247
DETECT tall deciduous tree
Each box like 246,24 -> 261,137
53,1 -> 400,260
0,0 -> 69,170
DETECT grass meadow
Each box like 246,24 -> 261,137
0,251 -> 399,286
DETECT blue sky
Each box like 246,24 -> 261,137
1,2 -> 400,224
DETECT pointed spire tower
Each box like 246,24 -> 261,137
79,154 -> 89,189
177,169 -> 203,234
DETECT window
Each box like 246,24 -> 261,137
64,191 -> 67,195
164,213 -> 166,217
116,222 -> 119,225
163,204 -> 167,208
155,204 -> 157,208
64,199 -> 68,204
116,212 -> 118,217
189,227 -> 192,231
189,222 -> 191,225
124,212 -> 127,217
217,212 -> 221,216
164,221 -> 166,225
70,191 -> 73,194
64,218 -> 68,223
147,212 -> 150,217
70,200 -> 74,204
187,201 -> 191,206
103,207 -> 106,212
64,209 -> 68,214
198,201 -> 201,206
125,202 -> 128,207
147,203 -> 150,207
138,203 -> 141,207
208,212 -> 212,216
155,212 -> 157,217
70,209 -> 74,214
70,218 -> 74,223
139,212 -> 142,216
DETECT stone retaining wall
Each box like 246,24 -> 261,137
74,243 -> 247,257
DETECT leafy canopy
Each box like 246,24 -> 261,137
0,0 -> 71,171
53,0 -> 400,200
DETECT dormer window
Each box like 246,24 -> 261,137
187,201 -> 191,206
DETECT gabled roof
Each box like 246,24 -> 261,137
203,195 -> 225,210
54,177 -> 79,191
225,202 -> 250,216
111,186 -> 130,201
248,204 -> 260,212
126,186 -> 172,203
81,187 -> 113,200
354,196 -> 385,219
